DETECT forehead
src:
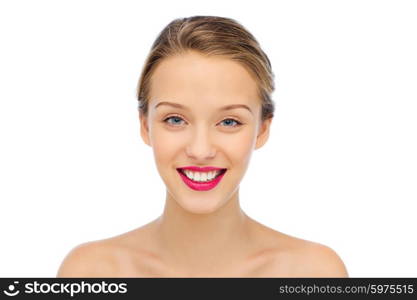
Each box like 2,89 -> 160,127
149,51 -> 260,106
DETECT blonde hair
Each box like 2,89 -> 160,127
136,15 -> 275,121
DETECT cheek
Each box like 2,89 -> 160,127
150,127 -> 182,162
218,130 -> 256,163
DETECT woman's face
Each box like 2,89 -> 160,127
140,50 -> 272,214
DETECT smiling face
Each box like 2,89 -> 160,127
140,50 -> 272,214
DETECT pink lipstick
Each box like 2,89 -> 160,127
176,166 -> 227,191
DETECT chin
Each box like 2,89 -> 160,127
171,193 -> 228,215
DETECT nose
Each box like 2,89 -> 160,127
185,126 -> 216,160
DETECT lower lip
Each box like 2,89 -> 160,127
177,169 -> 226,191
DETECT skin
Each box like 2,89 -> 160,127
57,50 -> 348,277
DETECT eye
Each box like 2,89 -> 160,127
163,115 -> 186,126
220,118 -> 242,127
162,116 -> 243,128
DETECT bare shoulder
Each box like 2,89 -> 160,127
56,240 -> 117,277
292,240 -> 349,277
254,225 -> 348,277
57,222 -> 159,277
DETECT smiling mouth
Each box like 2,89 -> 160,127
176,168 -> 227,183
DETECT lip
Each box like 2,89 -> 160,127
178,166 -> 225,172
176,167 -> 227,191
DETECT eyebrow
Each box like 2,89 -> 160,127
154,101 -> 253,114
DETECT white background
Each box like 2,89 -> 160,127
0,0 -> 416,277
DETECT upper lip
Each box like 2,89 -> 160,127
177,166 -> 226,172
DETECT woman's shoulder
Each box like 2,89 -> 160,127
273,234 -> 348,277
287,237 -> 348,277
251,223 -> 348,277
56,239 -> 121,277
56,224 -> 155,277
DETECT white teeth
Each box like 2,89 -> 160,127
182,170 -> 222,182
194,172 -> 201,181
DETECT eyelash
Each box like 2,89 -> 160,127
163,115 -> 243,128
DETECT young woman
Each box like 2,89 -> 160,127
57,15 -> 348,277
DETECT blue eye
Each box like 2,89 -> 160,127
220,118 -> 242,127
163,116 -> 242,128
164,116 -> 185,126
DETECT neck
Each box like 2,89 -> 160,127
154,189 -> 253,273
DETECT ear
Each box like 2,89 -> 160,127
255,118 -> 272,150
139,113 -> 151,147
